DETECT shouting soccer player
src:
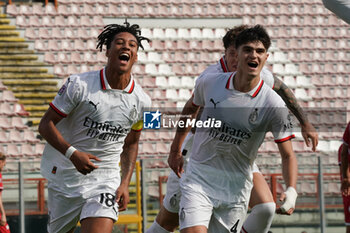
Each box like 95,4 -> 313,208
168,25 -> 298,233
39,21 -> 151,233
147,25 -> 316,233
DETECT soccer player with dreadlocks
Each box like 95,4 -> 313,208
39,21 -> 151,233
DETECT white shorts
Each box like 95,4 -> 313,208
47,187 -> 119,233
179,185 -> 248,232
163,162 -> 258,214
162,170 -> 182,213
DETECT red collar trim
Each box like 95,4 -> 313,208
251,80 -> 264,98
220,56 -> 228,72
100,69 -> 106,90
127,80 -> 135,94
225,73 -> 234,89
100,68 -> 135,93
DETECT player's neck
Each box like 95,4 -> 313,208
105,66 -> 132,90
233,71 -> 260,93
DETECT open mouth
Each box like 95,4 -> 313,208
248,62 -> 258,68
119,53 -> 130,62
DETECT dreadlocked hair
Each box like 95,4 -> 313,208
96,21 -> 151,52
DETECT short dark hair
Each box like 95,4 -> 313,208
96,20 -> 151,52
222,25 -> 249,50
235,24 -> 271,51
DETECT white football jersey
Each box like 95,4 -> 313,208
199,56 -> 275,88
185,72 -> 294,202
41,68 -> 151,197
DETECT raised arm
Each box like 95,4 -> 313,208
273,77 -> 318,151
116,129 -> 141,211
276,140 -> 298,215
38,107 -> 100,175
168,95 -> 200,178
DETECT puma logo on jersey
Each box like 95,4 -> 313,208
210,98 -> 220,109
88,100 -> 99,110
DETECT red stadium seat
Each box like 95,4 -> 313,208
0,117 -> 10,130
67,16 -> 79,27
61,40 -> 73,51
44,52 -> 56,64
9,129 -> 23,143
34,143 -> 45,156
32,4 -> 44,15
54,15 -> 66,27
42,15 -> 54,26
21,144 -> 35,157
52,27 -> 64,39
140,142 -> 155,154
23,130 -> 39,143
1,90 -> 17,102
25,28 -> 38,39
6,4 -> 18,16
11,117 -> 27,129
83,4 -> 95,16
57,4 -> 70,16
70,4 -> 81,15
47,40 -> 59,51
7,144 -> 22,158
44,3 -> 57,15
67,65 -> 79,75
19,4 -> 32,16
71,52 -> 82,64
80,16 -> 92,27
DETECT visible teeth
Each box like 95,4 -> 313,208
119,53 -> 130,61
121,53 -> 129,58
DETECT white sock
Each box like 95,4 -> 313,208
145,220 -> 172,233
241,202 -> 276,233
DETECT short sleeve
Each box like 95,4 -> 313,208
261,67 -> 274,89
132,92 -> 152,131
270,106 -> 295,143
50,76 -> 82,117
192,76 -> 205,107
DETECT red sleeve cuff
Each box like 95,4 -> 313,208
274,134 -> 295,143
49,103 -> 67,117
